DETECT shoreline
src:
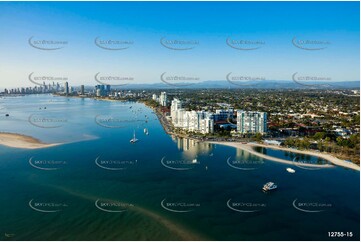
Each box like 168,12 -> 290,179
208,141 -> 360,171
0,132 -> 61,149
5,95 -> 357,170
140,101 -> 360,170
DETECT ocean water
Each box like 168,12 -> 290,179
0,94 -> 359,241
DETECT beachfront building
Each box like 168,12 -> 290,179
199,116 -> 214,134
182,110 -> 214,134
236,110 -> 267,134
171,98 -> 183,124
170,98 -> 214,134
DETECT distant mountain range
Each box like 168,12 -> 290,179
85,80 -> 360,90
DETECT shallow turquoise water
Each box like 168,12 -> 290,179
0,95 -> 359,240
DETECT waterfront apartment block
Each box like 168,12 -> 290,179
175,110 -> 214,134
236,110 -> 267,134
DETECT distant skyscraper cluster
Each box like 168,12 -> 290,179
95,84 -> 111,97
2,82 -> 62,95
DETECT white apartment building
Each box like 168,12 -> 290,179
236,110 -> 267,134
159,92 -> 167,106
170,99 -> 214,134
171,98 -> 183,125
152,94 -> 158,101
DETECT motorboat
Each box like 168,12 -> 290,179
286,168 -> 295,173
262,182 -> 277,192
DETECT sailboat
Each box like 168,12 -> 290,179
130,130 -> 139,143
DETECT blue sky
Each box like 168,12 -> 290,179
0,1 -> 359,88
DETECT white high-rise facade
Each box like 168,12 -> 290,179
159,92 -> 167,106
152,94 -> 158,101
171,98 -> 183,126
236,110 -> 267,134
170,98 -> 214,134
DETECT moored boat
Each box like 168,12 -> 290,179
130,130 -> 139,143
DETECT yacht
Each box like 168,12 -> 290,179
262,182 -> 277,192
130,130 -> 139,143
144,128 -> 149,135
286,168 -> 296,173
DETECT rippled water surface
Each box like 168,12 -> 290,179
0,95 -> 359,240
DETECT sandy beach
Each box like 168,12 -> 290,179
0,132 -> 61,149
208,141 -> 360,171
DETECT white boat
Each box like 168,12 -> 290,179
144,128 -> 149,135
130,130 -> 139,143
286,168 -> 295,173
262,182 -> 277,192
